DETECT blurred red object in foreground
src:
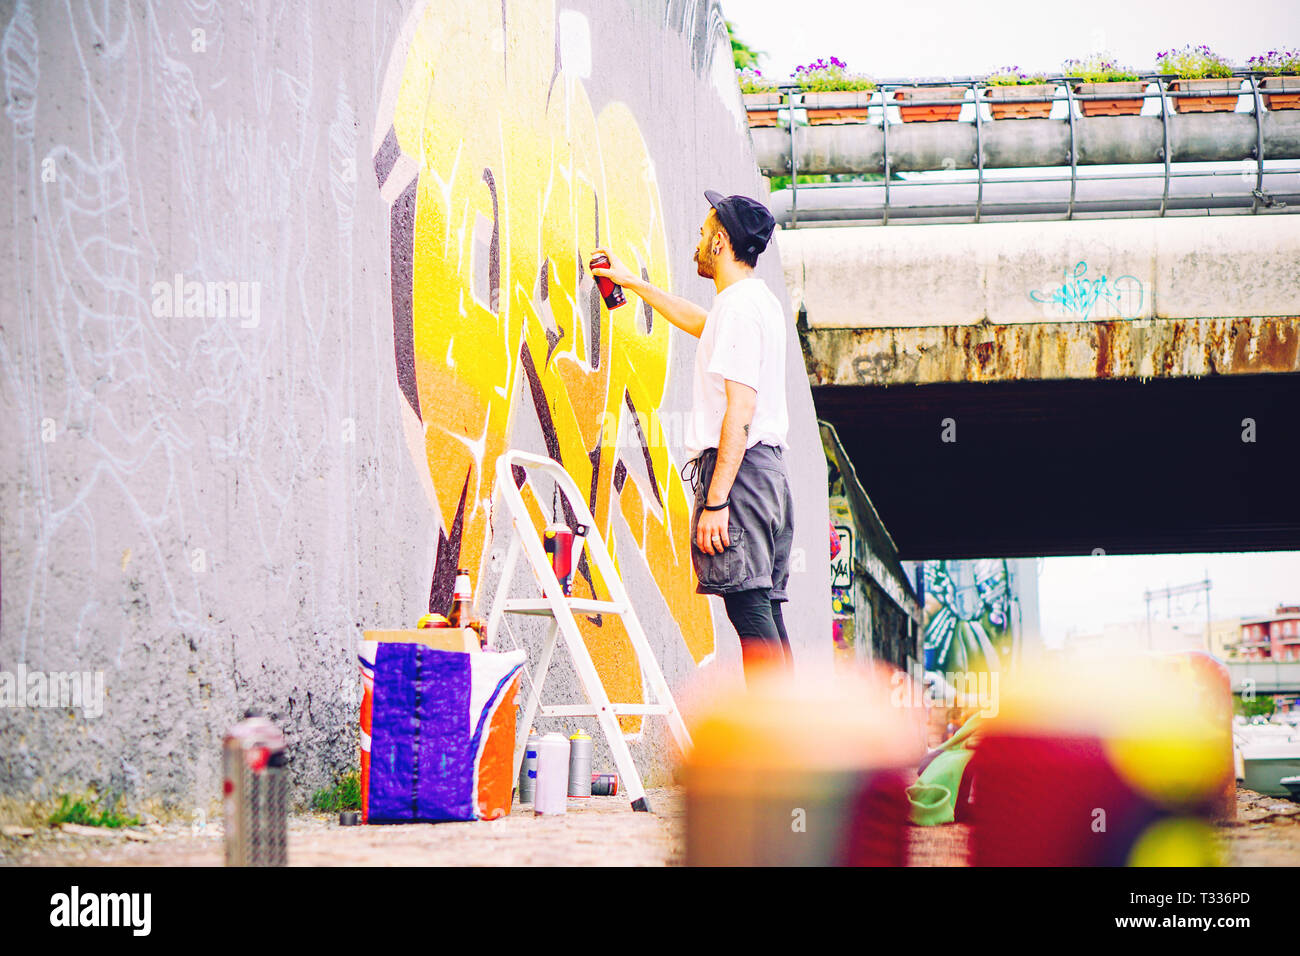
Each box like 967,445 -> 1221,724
970,653 -> 1231,867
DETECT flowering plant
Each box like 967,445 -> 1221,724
1155,44 -> 1235,78
1062,53 -> 1140,83
737,66 -> 780,94
1247,48 -> 1300,75
793,56 -> 876,93
984,65 -> 1051,86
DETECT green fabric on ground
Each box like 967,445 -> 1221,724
907,713 -> 983,826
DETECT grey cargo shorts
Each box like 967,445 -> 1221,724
685,443 -> 795,601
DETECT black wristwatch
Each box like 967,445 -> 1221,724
702,498 -> 730,512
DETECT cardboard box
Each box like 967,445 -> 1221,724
363,627 -> 481,653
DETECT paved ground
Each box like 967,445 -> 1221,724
1,788 -> 685,867
2,787 -> 1296,866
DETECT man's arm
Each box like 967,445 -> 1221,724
589,247 -> 708,338
696,380 -> 756,555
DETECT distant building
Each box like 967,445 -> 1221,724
1063,619 -> 1204,658
1238,604 -> 1300,662
1208,617 -> 1244,660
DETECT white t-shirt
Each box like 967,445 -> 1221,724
684,276 -> 789,461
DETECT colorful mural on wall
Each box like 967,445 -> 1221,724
372,0 -> 715,730
824,423 -> 857,664
829,499 -> 855,663
821,421 -> 924,673
922,560 -> 1013,675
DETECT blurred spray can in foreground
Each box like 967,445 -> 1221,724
683,664 -> 925,866
223,709 -> 289,866
970,651 -> 1232,866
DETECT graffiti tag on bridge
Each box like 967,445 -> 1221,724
1028,261 -> 1145,321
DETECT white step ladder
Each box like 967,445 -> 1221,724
485,450 -> 692,813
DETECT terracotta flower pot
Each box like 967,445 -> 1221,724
802,90 -> 873,125
984,83 -> 1057,119
1073,80 -> 1147,116
743,91 -> 784,127
893,86 -> 966,122
1260,75 -> 1300,111
1169,77 -> 1241,113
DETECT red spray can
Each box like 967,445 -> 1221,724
543,522 -> 588,595
589,253 -> 626,309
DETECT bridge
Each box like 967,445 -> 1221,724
1226,661 -> 1300,695
748,73 -> 1300,559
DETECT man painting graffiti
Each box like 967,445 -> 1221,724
591,191 -> 794,680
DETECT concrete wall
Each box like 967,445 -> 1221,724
782,215 -> 1300,329
0,0 -> 830,810
787,214 -> 1300,387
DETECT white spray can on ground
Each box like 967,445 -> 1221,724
533,733 -> 571,815
518,731 -> 541,804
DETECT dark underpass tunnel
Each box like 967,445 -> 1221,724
814,371 -> 1300,560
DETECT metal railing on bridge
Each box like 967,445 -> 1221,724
750,72 -> 1300,226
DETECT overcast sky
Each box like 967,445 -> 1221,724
721,1 -> 1300,649
1037,552 -> 1300,648
722,0 -> 1299,81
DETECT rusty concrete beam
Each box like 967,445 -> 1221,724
800,316 -> 1300,386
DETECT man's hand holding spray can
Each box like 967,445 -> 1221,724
588,251 -> 626,310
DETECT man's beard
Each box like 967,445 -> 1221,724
694,247 -> 714,279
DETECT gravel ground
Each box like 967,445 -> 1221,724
902,789 -> 1300,866
1220,788 -> 1300,867
2,787 -> 1296,867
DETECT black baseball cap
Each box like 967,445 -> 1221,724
704,189 -> 776,259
